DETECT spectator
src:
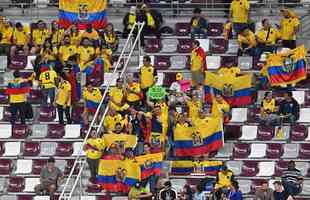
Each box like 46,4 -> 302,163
186,91 -> 203,121
140,4 -> 162,39
278,91 -> 300,124
180,184 -> 193,200
260,92 -> 280,126
80,23 -> 99,44
128,181 -> 153,200
159,181 -> 177,200
31,20 -> 50,54
217,63 -> 241,78
126,73 -> 143,110
54,74 -> 72,124
215,165 -> 235,194
139,55 -> 157,94
256,19 -> 281,56
7,70 -> 33,124
50,20 -> 64,46
34,157 -> 64,196
281,160 -> 303,196
226,181 -> 243,200
84,129 -> 105,183
66,24 -> 81,46
211,92 -> 230,120
0,20 -> 13,55
82,84 -> 103,125
11,22 -> 29,56
104,108 -> 126,133
40,39 -> 60,72
254,180 -> 274,200
237,28 -> 257,57
191,40 -> 206,87
190,8 -> 208,39
77,37 -> 96,69
109,78 -> 130,112
102,23 -> 119,52
273,181 -> 294,200
123,6 -> 137,38
58,35 -> 77,66
229,0 -> 250,34
279,9 -> 300,49
223,20 -> 233,40
39,67 -> 58,105
194,183 -> 207,200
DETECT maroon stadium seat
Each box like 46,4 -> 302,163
55,142 -> 73,157
23,141 -> 40,156
0,159 -> 12,175
0,142 -> 4,156
7,177 -> 25,192
9,55 -> 27,70
39,106 -> 56,122
17,195 -> 33,200
80,125 -> 89,139
247,107 -> 260,123
291,125 -> 308,141
154,56 -> 171,70
0,89 -> 8,104
233,143 -> 250,158
64,159 -> 79,175
266,143 -> 283,159
220,56 -> 238,67
209,38 -> 227,54
12,124 -> 30,139
86,73 -> 103,87
177,39 -> 193,53
144,38 -> 161,53
207,22 -> 224,37
240,161 -> 258,177
175,23 -> 191,36
3,106 -> 12,122
27,89 -> 43,104
299,144 -> 310,159
305,90 -> 310,106
32,159 -> 47,175
163,72 -> 177,87
224,125 -> 241,140
47,124 -> 65,139
257,126 -> 274,141
274,160 -> 289,176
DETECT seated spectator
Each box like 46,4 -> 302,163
273,181 -> 294,200
102,23 -> 119,52
215,165 -> 235,194
11,22 -> 29,56
281,160 -> 303,196
39,67 -> 58,105
193,183 -> 207,200
50,20 -> 64,47
237,28 -> 257,57
65,24 -> 81,46
40,38 -> 59,70
226,181 -> 243,200
254,180 -> 274,200
123,6 -> 137,38
128,181 -> 153,200
80,23 -> 99,45
31,20 -> 50,54
34,157 -> 64,196
58,35 -> 77,66
278,91 -> 300,124
159,181 -> 177,200
77,37 -> 96,70
190,8 -> 208,39
82,84 -> 103,125
0,20 -> 13,55
109,78 -> 130,112
260,92 -> 280,126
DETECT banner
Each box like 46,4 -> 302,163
59,0 -> 108,29
171,160 -> 223,175
135,152 -> 164,180
103,134 -> 137,149
265,45 -> 307,86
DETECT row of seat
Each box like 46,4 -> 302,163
0,195 -> 112,200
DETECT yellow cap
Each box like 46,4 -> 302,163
176,73 -> 183,81
145,112 -> 152,118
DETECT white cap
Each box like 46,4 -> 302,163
129,6 -> 136,14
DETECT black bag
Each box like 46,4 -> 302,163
24,102 -> 33,119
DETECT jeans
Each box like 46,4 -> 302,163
282,180 -> 302,196
42,88 -> 55,105
191,28 -> 208,39
10,102 -> 26,124
57,104 -> 72,124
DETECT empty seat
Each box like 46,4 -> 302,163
302,180 -> 310,195
64,159 -> 79,175
292,90 -> 305,105
291,125 -> 308,141
197,39 -> 209,52
297,108 -> 310,123
40,142 -> 57,156
33,197 -> 50,200
215,142 -> 233,158
177,39 -> 193,53
170,55 -> 187,69
226,161 -> 242,176
0,159 -> 12,174
73,142 -> 84,156
0,195 -> 18,200
233,143 -> 250,158
15,160 -> 32,174
175,23 -> 191,36
12,124 -> 30,139
64,124 -> 81,139
56,142 -> 73,157
39,106 -> 56,122
207,22 -> 223,37
266,143 -> 283,159
24,178 -> 40,192
25,56 -> 36,70
274,161 -> 289,176
299,144 -> 310,159
257,162 -> 275,176
295,162 -> 309,176
144,38 -> 161,53
238,56 -> 253,70
47,124 -> 65,139
31,124 -> 48,138
3,142 -> 21,156
154,56 -> 171,70
206,56 -> 221,70
238,179 -> 251,194
224,125 -> 241,140
0,56 -> 7,71
0,143 -> 4,156
241,161 -> 258,177
240,125 -> 257,140
23,141 -> 40,156
257,126 -> 273,141
227,40 -> 239,54
282,144 -> 299,158
0,124 -> 12,138
247,107 -> 260,123
9,55 -> 27,70
161,39 -> 178,53
209,39 -> 227,54
0,178 -> 6,193
7,177 -> 25,192
249,144 -> 267,158
230,108 -> 247,122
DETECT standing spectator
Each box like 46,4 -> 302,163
0,20 -> 13,55
104,108 -> 125,133
159,181 -> 177,200
50,20 -> 64,47
254,180 -> 274,200
281,160 -> 303,196
237,28 -> 257,57
226,181 -> 243,200
260,92 -> 279,126
278,91 -> 300,124
191,40 -> 206,88
77,37 -> 96,69
34,157 -> 64,196
229,0 -> 250,34
82,84 -> 103,125
279,9 -> 300,49
215,165 -> 235,194
109,78 -> 130,112
126,73 -> 143,110
54,75 -> 72,124
128,181 -> 153,200
66,24 -> 81,46
39,67 -> 58,105
273,181 -> 294,200
31,20 -> 50,54
102,23 -> 119,52
190,8 -> 208,39
123,6 -> 137,38
139,55 -> 157,94
211,93 -> 230,120
80,23 -> 100,45
58,35 -> 77,66
140,4 -> 162,38
11,22 -> 29,56
84,129 -> 105,183
194,184 -> 207,200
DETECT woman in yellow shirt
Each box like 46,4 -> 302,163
237,28 -> 257,57
65,24 -> 81,46
260,91 -> 280,126
102,23 -> 119,52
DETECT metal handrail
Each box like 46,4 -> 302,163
58,22 -> 145,200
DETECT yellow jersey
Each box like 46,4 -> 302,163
256,27 -> 280,45
51,29 -> 65,45
104,113 -> 124,132
211,97 -> 230,118
217,67 -> 240,77
32,29 -> 49,46
193,117 -> 210,136
56,80 -> 71,106
216,171 -> 234,188
39,70 -> 58,89
127,82 -> 141,102
59,45 -> 77,62
85,138 -> 105,159
191,47 -> 205,71
187,100 -> 202,121
0,26 -> 13,44
230,0 -> 250,23
13,29 -> 28,46
140,65 -> 155,89
40,47 -> 58,61
146,12 -> 155,28
78,46 -> 95,66
280,17 -> 300,40
83,87 -> 102,103
70,33 -> 81,46
238,30 -> 256,47
262,99 -> 276,113
81,30 -> 99,40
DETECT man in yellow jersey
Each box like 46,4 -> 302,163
280,9 -> 300,49
58,35 -> 77,66
83,129 -> 105,183
11,22 -> 29,56
80,24 -> 99,44
31,20 -> 50,54
39,68 -> 58,105
77,37 -> 95,69
229,0 -> 250,34
0,20 -> 13,55
237,28 -> 257,56
54,75 -> 72,124
190,8 -> 208,39
215,165 -> 235,193
186,92 -> 203,121
211,92 -> 230,120
109,78 -> 129,112
126,73 -> 142,110
139,55 -> 157,94
123,6 -> 137,38
50,21 -> 64,47
104,108 -> 125,133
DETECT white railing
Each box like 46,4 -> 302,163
58,22 -> 145,200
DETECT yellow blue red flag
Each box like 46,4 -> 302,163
171,160 -> 223,175
135,153 -> 164,180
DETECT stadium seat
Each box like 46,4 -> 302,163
3,142 -> 21,156
15,159 -> 32,174
240,161 -> 258,177
39,106 -> 56,122
299,144 -> 310,159
215,142 -> 233,158
3,106 -> 12,122
0,124 -> 12,138
209,38 -> 227,54
32,159 -> 47,175
238,179 -> 251,194
221,56 -> 238,67
64,124 -> 81,138
55,142 -> 73,157
291,125 -> 307,141
274,126 -> 290,140
247,107 -> 260,123
64,159 -> 79,175
144,38 -> 161,53
28,89 -> 43,104
257,162 -> 275,177
47,124 -> 65,139
0,142 -> 4,156
177,39 -> 193,53
23,141 -> 40,156
31,124 -> 48,138
295,162 -> 309,176
40,142 -> 57,156
197,39 -> 209,52
0,56 -> 8,72
25,56 -> 36,70
0,195 -> 18,200
227,40 -> 239,54
233,143 -> 250,158
274,160 -> 289,177
73,142 -> 84,156
12,124 -> 29,139
154,56 -> 171,70
175,23 -> 191,36
257,125 -> 274,141
282,144 -> 299,158
169,55 -> 188,69
33,197 -> 50,200
266,143 -> 283,159
297,108 -> 310,123
0,159 -> 12,174
230,108 -> 247,123
163,72 -> 177,87
0,89 -> 9,104
24,177 -> 40,192
9,55 -> 27,70
7,177 -> 25,192
223,125 -> 241,140
305,90 -> 310,106
292,90 -> 305,105
206,56 -> 221,70
207,22 -> 223,37
240,125 -> 257,140
161,39 -> 178,53
238,56 -> 253,70
0,178 -> 6,193
302,180 -> 310,195
226,161 -> 242,176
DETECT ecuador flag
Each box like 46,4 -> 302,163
59,0 -> 108,29
97,159 -> 140,193
171,160 -> 223,175
135,153 -> 164,180
173,117 -> 224,157
265,45 -> 307,86
82,57 -> 104,76
204,72 -> 253,106
103,133 -> 137,149
6,81 -> 31,95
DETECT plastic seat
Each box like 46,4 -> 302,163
73,142 -> 84,156
31,124 -> 48,138
305,90 -> 310,106
302,180 -> 310,195
230,108 -> 248,123
154,56 -> 171,70
291,125 -> 307,141
224,125 -> 241,140
55,142 -> 73,157
64,159 -> 79,175
266,143 -> 283,159
3,142 -> 21,156
163,72 -> 177,87
257,162 -> 275,176
32,159 -> 47,175
40,142 -> 57,156
24,177 -> 40,192
161,39 -> 178,53
274,160 -> 289,176
215,142 -> 233,158
177,39 -> 193,53
227,40 -> 239,54
207,22 -> 223,37
238,56 -> 253,70
226,161 -> 242,176
0,178 -> 6,193
7,177 -> 25,192
295,162 -> 309,176
274,126 -> 290,140
33,197 -> 50,200
64,124 -> 81,139
221,56 -> 238,67
240,125 -> 257,140
0,159 -> 12,174
299,144 -> 310,159
0,195 -> 18,200
209,38 -> 227,54
249,144 -> 266,158
247,107 -> 260,123
241,161 -> 258,177
257,125 -> 273,141
3,106 -> 12,122
0,89 -> 8,104
28,89 -> 43,104
297,108 -> 310,123
233,143 -> 250,158
23,141 -> 40,156
144,38 -> 161,53
47,124 -> 65,139
206,56 -> 221,70
25,56 -> 36,70
282,144 -> 299,158
175,22 -> 191,36
170,55 -> 187,69
292,90 -> 305,105
9,55 -> 27,70
238,179 -> 251,194
39,106 -> 56,122
15,159 -> 32,174
0,124 -> 12,138
12,124 -> 29,139
197,39 -> 209,52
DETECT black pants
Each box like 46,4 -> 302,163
87,158 -> 99,179
10,102 -> 26,124
282,40 -> 296,49
57,104 -> 71,124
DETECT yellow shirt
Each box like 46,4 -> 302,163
211,97 -> 230,118
223,22 -> 232,40
146,12 -> 155,28
256,27 -> 280,45
104,33 -> 117,45
85,138 -> 105,159
140,65 -> 155,89
262,99 -> 276,113
216,171 -> 234,188
0,26 -> 13,44
78,46 -> 95,66
70,33 -> 81,46
193,117 -> 210,136
56,80 -> 71,106
127,82 -> 141,102
109,87 -> 125,105
280,17 -> 299,40
13,29 -> 28,46
83,87 -> 102,103
81,30 -> 99,40
51,29 -> 65,45
238,30 -> 256,47
40,47 -> 58,61
191,47 -> 204,71
32,29 -> 49,46
187,100 -> 202,121
128,14 -> 136,29
218,67 -> 240,77
230,0 -> 250,23
39,70 -> 57,89
104,114 -> 124,132
59,45 -> 77,62
8,78 -> 27,103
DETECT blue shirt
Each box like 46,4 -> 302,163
227,190 -> 243,200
